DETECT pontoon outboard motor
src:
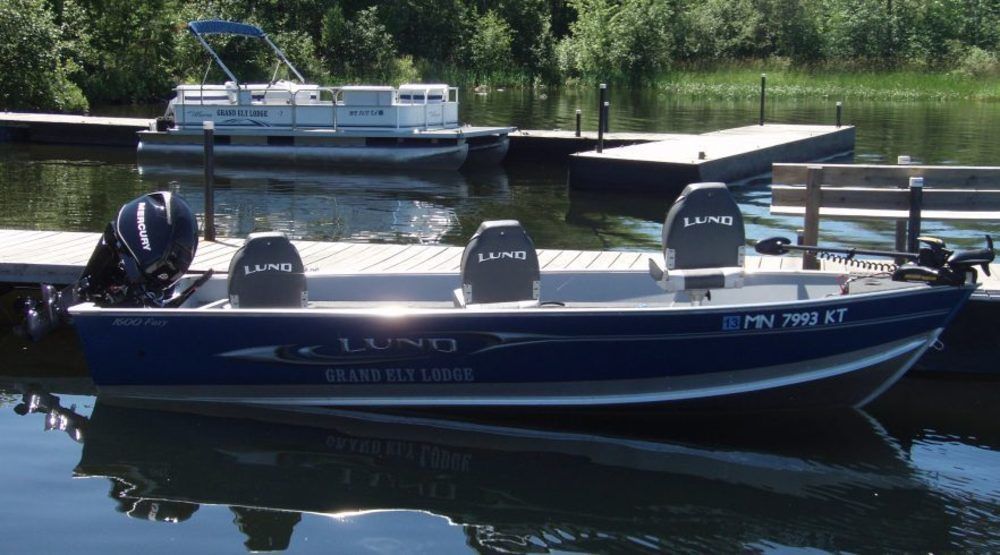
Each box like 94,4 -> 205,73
19,191 -> 199,340
227,232 -> 307,308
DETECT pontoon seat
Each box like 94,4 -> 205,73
228,232 -> 307,308
649,182 -> 745,295
456,220 -> 540,308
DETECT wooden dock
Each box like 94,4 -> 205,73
568,124 -> 855,194
2,229 -> 998,298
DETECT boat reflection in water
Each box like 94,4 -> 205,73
137,162 -> 510,244
9,393 -> 959,553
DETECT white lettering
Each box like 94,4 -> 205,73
683,215 -> 734,228
477,251 -> 528,263
243,263 -> 294,276
136,202 -> 152,251
324,367 -> 474,383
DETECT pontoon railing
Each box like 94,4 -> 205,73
172,84 -> 459,131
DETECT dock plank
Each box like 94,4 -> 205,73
610,252 -> 644,270
426,248 -> 465,272
379,245 -> 453,273
543,249 -> 584,270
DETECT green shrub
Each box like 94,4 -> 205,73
953,46 -> 1000,78
463,10 -> 513,82
0,0 -> 88,111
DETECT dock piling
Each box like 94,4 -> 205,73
575,109 -> 581,137
894,155 -> 912,256
907,177 -> 924,253
203,121 -> 216,242
759,74 -> 766,126
836,102 -> 843,128
597,83 -> 607,152
802,165 -> 823,270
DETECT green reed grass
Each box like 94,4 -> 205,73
653,66 -> 1000,101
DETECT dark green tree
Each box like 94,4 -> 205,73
0,0 -> 87,111
497,0 -> 557,78
558,0 -> 674,81
463,10 -> 512,80
64,0 -> 179,102
381,0 -> 471,63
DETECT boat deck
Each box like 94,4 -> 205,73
2,229 -> 999,299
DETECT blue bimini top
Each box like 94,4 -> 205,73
187,20 -> 265,38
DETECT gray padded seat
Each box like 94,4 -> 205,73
457,220 -> 540,307
228,232 -> 307,308
649,182 -> 745,294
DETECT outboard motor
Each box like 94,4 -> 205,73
19,191 -> 199,340
227,232 -> 307,308
459,220 -> 540,305
650,182 -> 746,295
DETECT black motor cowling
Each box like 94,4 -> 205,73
460,220 -> 540,304
18,192 -> 198,340
227,232 -> 307,308
80,191 -> 199,302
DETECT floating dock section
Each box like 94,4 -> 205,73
568,124 -> 856,194
0,112 -> 151,147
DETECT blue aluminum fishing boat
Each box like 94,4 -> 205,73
21,183 -> 991,412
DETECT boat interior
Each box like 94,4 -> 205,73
171,183 -> 918,312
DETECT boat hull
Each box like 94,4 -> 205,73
72,284 -> 972,411
137,127 -> 511,171
138,138 -> 470,171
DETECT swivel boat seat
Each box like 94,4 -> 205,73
227,232 -> 308,308
457,220 -> 540,307
649,182 -> 746,302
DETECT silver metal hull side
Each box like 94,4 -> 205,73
137,141 -> 470,171
96,332 -> 933,411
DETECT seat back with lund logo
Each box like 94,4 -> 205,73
650,183 -> 746,295
459,220 -> 540,305
228,232 -> 307,308
662,182 -> 745,270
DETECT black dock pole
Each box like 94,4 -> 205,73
759,73 -> 766,126
597,83 -> 607,153
836,101 -> 843,128
575,109 -> 581,137
907,177 -> 924,253
203,121 -> 216,242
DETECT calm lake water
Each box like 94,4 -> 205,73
1,90 -> 999,552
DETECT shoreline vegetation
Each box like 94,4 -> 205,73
4,0 -> 1000,113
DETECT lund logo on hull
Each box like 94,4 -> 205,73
338,337 -> 458,354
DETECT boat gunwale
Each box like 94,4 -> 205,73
67,279 -> 968,318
